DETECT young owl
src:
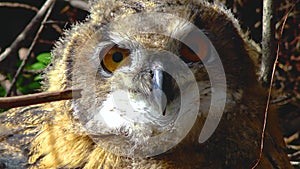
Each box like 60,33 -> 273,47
0,0 -> 293,168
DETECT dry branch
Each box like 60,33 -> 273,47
0,2 -> 38,12
0,89 -> 82,109
259,0 -> 276,87
252,0 -> 277,168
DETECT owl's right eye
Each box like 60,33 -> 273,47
100,45 -> 130,73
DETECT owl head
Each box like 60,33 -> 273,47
46,0 -> 259,159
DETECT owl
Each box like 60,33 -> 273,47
0,0 -> 293,169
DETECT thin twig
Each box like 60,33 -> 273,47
0,0 -> 55,63
5,0 -> 56,97
0,89 -> 82,109
43,20 -> 68,25
23,69 -> 44,74
0,2 -> 38,12
270,94 -> 294,105
251,1 -> 297,168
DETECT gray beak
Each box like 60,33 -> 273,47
151,68 -> 167,116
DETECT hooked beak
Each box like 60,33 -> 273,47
151,67 -> 178,116
152,68 -> 167,115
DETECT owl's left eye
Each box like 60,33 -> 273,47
179,32 -> 209,63
101,45 -> 130,73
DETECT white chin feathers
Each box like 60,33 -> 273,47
81,85 -> 199,157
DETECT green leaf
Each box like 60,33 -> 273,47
29,62 -> 46,70
36,53 -> 51,65
16,75 -> 24,88
0,109 -> 7,114
34,74 -> 42,81
0,85 -> 5,97
7,73 -> 12,81
19,82 -> 41,94
28,82 -> 42,90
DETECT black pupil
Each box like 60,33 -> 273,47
112,52 -> 123,63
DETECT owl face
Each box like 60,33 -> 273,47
66,1 -> 229,158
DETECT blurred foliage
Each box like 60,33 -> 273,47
0,52 -> 51,96
18,52 -> 51,94
0,0 -> 88,97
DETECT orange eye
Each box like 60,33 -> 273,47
101,45 -> 130,73
180,35 -> 208,63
